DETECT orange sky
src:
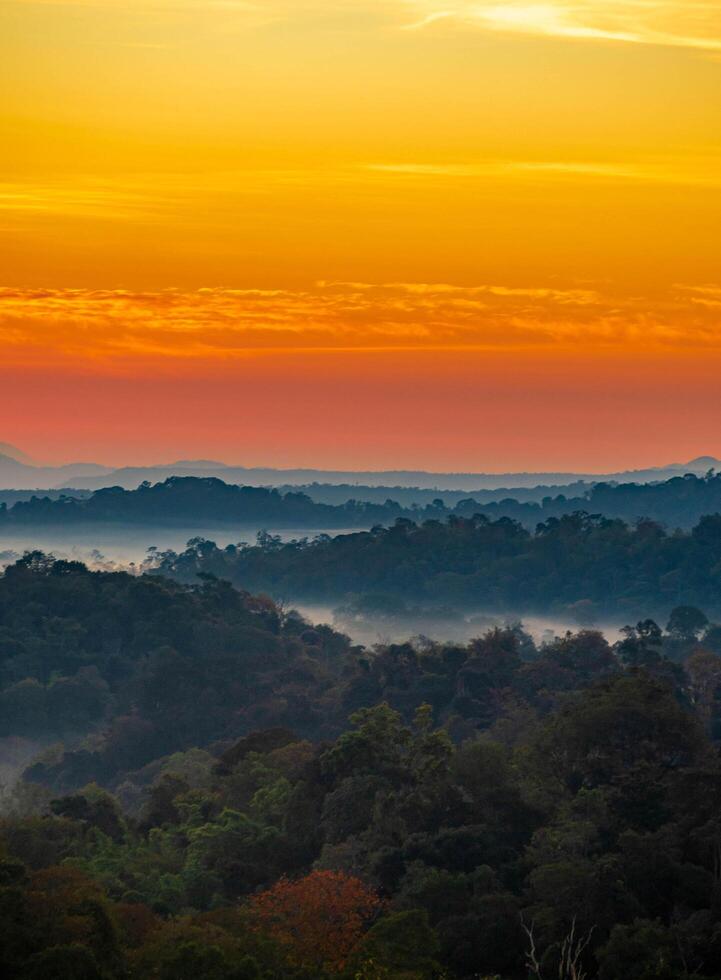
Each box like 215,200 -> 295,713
2,2 -> 721,470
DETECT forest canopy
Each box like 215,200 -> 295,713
4,558 -> 721,977
3,470 -> 721,532
155,509 -> 721,620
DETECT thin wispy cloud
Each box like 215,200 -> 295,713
8,1 -> 721,52
2,154 -> 716,234
406,2 -> 721,52
401,10 -> 454,31
677,284 -> 721,309
366,157 -> 721,187
12,1 -> 721,51
5,1 -> 260,8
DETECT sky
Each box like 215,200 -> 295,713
2,1 -> 721,470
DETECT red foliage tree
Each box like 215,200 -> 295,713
248,869 -> 383,972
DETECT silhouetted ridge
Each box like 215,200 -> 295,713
4,470 -> 721,530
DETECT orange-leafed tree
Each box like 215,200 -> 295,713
247,869 -> 383,973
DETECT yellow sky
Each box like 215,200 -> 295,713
2,1 -> 720,292
2,2 -> 721,467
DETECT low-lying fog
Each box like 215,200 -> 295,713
293,603 -> 626,647
0,524 -> 364,569
0,526 -> 627,646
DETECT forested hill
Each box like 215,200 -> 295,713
0,477 -> 402,528
453,470 -> 721,529
3,470 -> 721,530
275,479 -> 595,507
0,488 -> 90,508
156,511 -> 721,618
5,557 -> 721,977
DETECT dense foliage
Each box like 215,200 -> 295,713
4,471 -> 721,532
0,488 -> 90,508
274,480 -> 596,508
156,510 -> 721,619
4,559 -> 721,977
0,477 -> 400,529
293,471 -> 721,530
0,554 -> 359,790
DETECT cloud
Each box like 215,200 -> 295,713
366,158 -> 721,188
2,151 -> 717,234
401,10 -> 454,31
677,284 -> 721,309
13,1 -> 721,53
4,0 -> 382,18
405,2 -> 721,52
6,2 -> 260,8
0,281 -> 720,372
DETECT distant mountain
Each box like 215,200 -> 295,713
61,456 -> 721,493
0,443 -> 718,494
0,443 -> 36,465
0,453 -> 111,490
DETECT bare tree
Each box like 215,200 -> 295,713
521,915 -> 595,980
558,918 -> 595,980
521,917 -> 543,979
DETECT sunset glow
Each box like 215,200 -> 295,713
3,1 -> 721,468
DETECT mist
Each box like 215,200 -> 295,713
292,602 -> 626,648
0,524 -> 364,570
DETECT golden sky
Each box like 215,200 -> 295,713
2,1 -> 721,468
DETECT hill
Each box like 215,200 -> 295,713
156,509 -> 721,620
3,557 -> 721,978
0,452 -> 111,491
5,471 -> 721,534
0,443 -> 36,465
1,442 -> 719,497
0,477 -> 404,529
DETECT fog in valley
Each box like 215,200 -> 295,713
0,524 -> 628,644
293,602 -> 626,648
0,523 -> 365,569
0,514 -> 659,812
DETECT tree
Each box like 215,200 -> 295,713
617,621 -> 663,669
349,909 -> 442,979
529,673 -> 705,801
596,919 -> 679,980
153,940 -> 232,980
686,649 -> 721,734
247,870 -> 382,973
24,944 -> 104,980
522,916 -> 595,980
667,607 -> 709,642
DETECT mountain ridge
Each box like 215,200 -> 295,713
59,456 -> 720,492
0,446 -> 718,492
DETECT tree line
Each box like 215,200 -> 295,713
155,510 -> 721,619
3,471 -> 721,532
